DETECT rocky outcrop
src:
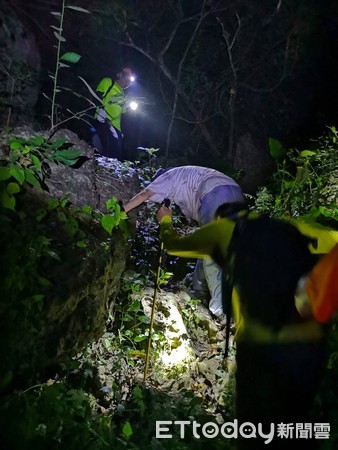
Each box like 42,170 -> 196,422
233,133 -> 275,194
1,127 -> 142,386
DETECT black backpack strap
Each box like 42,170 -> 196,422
222,215 -> 248,359
102,79 -> 114,100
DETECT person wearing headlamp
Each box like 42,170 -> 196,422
92,67 -> 134,160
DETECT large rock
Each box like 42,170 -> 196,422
234,133 -> 274,194
0,127 -> 142,387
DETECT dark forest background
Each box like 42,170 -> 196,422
2,0 -> 338,191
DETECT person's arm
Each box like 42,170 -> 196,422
124,188 -> 155,213
157,206 -> 235,259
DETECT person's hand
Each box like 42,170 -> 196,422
156,206 -> 172,222
109,125 -> 118,139
97,108 -> 106,123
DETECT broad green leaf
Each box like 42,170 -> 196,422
31,294 -> 45,303
7,182 -> 20,195
31,154 -> 42,171
53,149 -> 81,159
47,138 -> 67,149
268,137 -> 286,162
66,5 -> 91,13
128,300 -> 141,312
10,141 -> 23,150
57,211 -> 68,222
82,205 -> 93,214
9,166 -> 25,184
299,150 -> 316,157
138,315 -> 151,324
60,52 -> 81,63
0,167 -> 11,181
134,335 -> 147,342
0,371 -> 13,389
122,421 -> 133,438
24,169 -> 41,188
106,197 -> 118,210
101,215 -> 117,234
64,218 -> 79,237
0,188 -> 15,209
76,241 -> 88,248
53,31 -> 66,42
48,199 -> 60,209
30,135 -> 45,146
54,157 -> 76,166
38,277 -> 52,286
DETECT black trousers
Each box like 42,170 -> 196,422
91,120 -> 123,160
235,340 -> 326,449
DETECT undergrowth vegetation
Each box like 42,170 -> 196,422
0,125 -> 337,449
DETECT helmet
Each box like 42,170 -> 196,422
117,67 -> 133,79
122,67 -> 132,76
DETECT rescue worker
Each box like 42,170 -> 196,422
124,165 -> 245,324
91,67 -> 134,160
156,202 -> 338,449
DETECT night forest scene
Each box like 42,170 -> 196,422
0,1 -> 338,449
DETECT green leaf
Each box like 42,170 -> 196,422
269,138 -> 286,161
268,137 -> 286,162
31,294 -> 45,303
299,150 -> 316,158
38,277 -> 52,287
7,182 -> 20,195
134,335 -> 147,342
122,421 -> 133,438
53,148 -> 81,160
128,300 -> 141,312
58,62 -> 70,68
9,141 -> 23,150
24,169 -> 41,188
101,215 -> 117,234
76,241 -> 88,248
31,154 -> 42,171
82,205 -> 93,214
66,5 -> 91,13
60,52 -> 81,63
0,167 -> 11,181
47,138 -> 67,150
57,211 -> 68,222
30,135 -> 45,146
9,166 -> 25,184
0,188 -> 15,209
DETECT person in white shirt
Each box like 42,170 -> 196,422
124,165 -> 245,323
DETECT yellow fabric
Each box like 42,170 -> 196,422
160,214 -> 337,343
289,219 -> 338,254
305,243 -> 338,323
96,78 -> 125,131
